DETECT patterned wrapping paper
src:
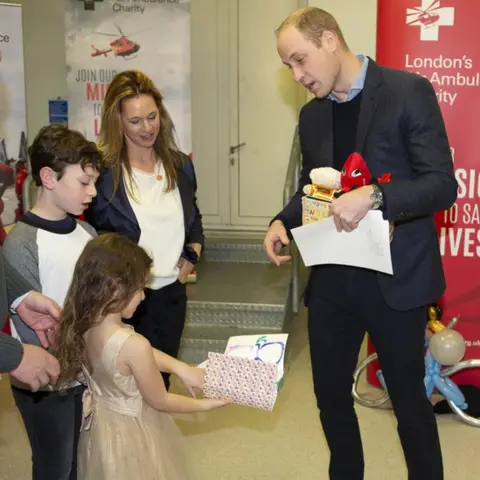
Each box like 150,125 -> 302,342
203,352 -> 279,411
302,196 -> 331,225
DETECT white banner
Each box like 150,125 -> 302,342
0,3 -> 27,228
64,0 -> 191,153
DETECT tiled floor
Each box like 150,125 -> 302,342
1,309 -> 479,479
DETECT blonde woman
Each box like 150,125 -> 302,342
85,70 -> 203,389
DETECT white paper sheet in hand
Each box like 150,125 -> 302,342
291,210 -> 393,275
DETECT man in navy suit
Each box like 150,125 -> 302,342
263,7 -> 457,480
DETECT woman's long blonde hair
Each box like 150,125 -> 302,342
54,233 -> 152,389
99,70 -> 183,198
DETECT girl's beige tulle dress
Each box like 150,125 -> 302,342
77,327 -> 194,479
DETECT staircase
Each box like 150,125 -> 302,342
179,237 -> 294,365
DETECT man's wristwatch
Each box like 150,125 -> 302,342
370,184 -> 384,210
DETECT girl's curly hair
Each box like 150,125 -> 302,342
54,233 -> 152,389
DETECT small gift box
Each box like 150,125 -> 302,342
301,168 -> 341,226
204,352 -> 278,411
201,334 -> 289,411
302,195 -> 331,225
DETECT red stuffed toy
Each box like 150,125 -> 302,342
340,152 -> 392,193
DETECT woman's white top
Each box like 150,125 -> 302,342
126,163 -> 185,290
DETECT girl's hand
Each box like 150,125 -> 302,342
201,398 -> 233,411
177,365 -> 205,397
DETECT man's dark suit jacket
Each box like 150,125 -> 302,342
275,59 -> 458,311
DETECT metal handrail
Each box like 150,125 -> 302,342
282,126 -> 301,314
283,125 -> 301,207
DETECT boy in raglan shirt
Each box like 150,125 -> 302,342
4,124 -> 102,480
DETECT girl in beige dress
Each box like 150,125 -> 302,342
55,233 -> 230,480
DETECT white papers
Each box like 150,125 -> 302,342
291,211 -> 393,275
198,333 -> 289,384
223,334 -> 288,383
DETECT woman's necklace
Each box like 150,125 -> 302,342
156,162 -> 163,181
130,157 -> 163,180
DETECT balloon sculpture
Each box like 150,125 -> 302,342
375,305 -> 467,408
423,305 -> 467,409
352,303 -> 480,426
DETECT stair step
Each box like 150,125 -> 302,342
203,241 -> 268,263
186,301 -> 285,330
178,324 -> 283,365
187,261 -> 291,305
178,340 -> 225,365
183,324 -> 283,340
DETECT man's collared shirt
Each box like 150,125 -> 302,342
328,54 -> 369,103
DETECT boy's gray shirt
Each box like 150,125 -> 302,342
3,219 -> 97,347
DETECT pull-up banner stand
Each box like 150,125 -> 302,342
369,0 -> 480,387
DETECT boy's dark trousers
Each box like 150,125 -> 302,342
12,384 -> 85,480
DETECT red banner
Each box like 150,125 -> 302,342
369,0 -> 480,387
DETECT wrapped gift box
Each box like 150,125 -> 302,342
204,352 -> 278,411
201,333 -> 289,411
302,195 -> 331,225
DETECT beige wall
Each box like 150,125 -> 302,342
308,0 -> 378,59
